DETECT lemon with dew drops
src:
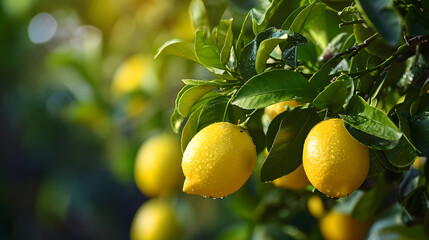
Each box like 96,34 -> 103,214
303,118 -> 369,198
182,122 -> 257,198
130,198 -> 183,240
134,134 -> 183,197
320,210 -> 371,240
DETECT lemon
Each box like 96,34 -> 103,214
272,164 -> 310,190
111,55 -> 148,97
303,118 -> 369,198
264,100 -> 303,120
134,134 -> 183,197
307,195 -> 325,218
320,210 -> 371,240
182,122 -> 257,198
130,198 -> 182,240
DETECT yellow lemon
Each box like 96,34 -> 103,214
134,134 -> 183,197
307,195 -> 325,218
182,122 -> 257,198
272,165 -> 310,190
111,55 -> 148,97
320,210 -> 371,240
130,198 -> 182,240
303,119 -> 369,198
264,100 -> 303,120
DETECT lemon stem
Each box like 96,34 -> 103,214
238,109 -> 258,130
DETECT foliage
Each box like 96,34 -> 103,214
157,0 -> 429,238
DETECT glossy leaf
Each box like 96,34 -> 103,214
232,69 -> 318,109
195,30 -> 225,69
308,56 -> 343,91
259,108 -> 319,181
313,75 -> 354,113
177,86 -> 216,116
197,96 -> 230,131
409,111 -> 429,155
155,40 -> 199,63
181,106 -> 203,152
341,95 -> 402,148
288,2 -> 326,34
384,137 -> 418,168
355,0 -> 402,46
238,28 -> 306,80
255,35 -> 289,74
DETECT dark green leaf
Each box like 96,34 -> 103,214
155,40 -> 199,63
341,95 -> 402,148
181,106 -> 204,152
370,149 -> 402,172
281,5 -> 307,30
384,137 -> 418,168
352,177 -> 392,221
288,2 -> 326,34
313,75 -> 353,113
202,0 -> 227,29
409,111 -> 429,155
308,56 -> 343,90
232,69 -> 318,109
259,108 -> 320,181
402,187 -> 429,221
197,96 -> 230,131
368,149 -> 385,176
346,125 -> 400,151
398,168 -> 420,204
216,20 -> 234,66
355,0 -> 402,46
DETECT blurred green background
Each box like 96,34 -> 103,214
0,0 -> 198,239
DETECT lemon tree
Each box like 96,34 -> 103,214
156,0 -> 429,238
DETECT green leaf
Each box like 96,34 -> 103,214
232,69 -> 318,109
189,0 -> 210,31
181,106 -> 204,152
313,75 -> 354,113
384,137 -> 418,168
288,2 -> 326,34
182,79 -> 239,87
251,0 -> 285,34
340,95 -> 402,149
216,20 -> 234,66
259,108 -> 320,181
281,5 -> 307,30
197,96 -> 230,131
351,177 -> 392,221
409,111 -> 429,156
370,149 -> 402,173
355,0 -> 402,46
195,30 -> 225,69
308,56 -> 343,91
171,109 -> 186,133
177,86 -> 216,116
368,149 -> 385,176
202,0 -> 227,29
402,187 -> 429,221
255,34 -> 289,74
155,40 -> 199,63
235,12 -> 252,58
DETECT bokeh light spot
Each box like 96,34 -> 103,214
28,12 -> 57,44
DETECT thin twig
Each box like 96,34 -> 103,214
338,19 -> 365,28
333,33 -> 379,60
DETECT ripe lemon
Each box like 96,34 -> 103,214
303,118 -> 369,198
307,195 -> 325,218
130,198 -> 182,240
111,55 -> 149,97
272,164 -> 310,190
134,134 -> 183,197
320,210 -> 371,240
182,122 -> 257,198
264,100 -> 303,120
